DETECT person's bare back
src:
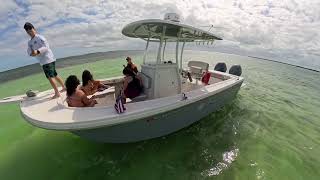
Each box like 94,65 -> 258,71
67,89 -> 96,107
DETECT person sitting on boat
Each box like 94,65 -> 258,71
65,75 -> 97,107
201,70 -> 211,85
122,67 -> 142,100
124,56 -> 144,86
125,56 -> 138,74
81,70 -> 108,96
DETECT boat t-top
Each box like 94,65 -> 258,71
0,13 -> 244,143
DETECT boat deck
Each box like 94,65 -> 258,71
94,76 -> 224,107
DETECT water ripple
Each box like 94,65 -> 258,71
202,148 -> 239,177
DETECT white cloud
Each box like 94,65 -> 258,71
0,1 -> 20,32
0,0 -> 18,17
0,0 -> 319,70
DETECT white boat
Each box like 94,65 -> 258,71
1,13 -> 244,143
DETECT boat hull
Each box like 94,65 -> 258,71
72,81 -> 242,143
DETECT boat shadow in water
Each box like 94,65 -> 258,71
0,98 -> 244,179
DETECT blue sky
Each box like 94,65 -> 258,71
0,0 -> 319,71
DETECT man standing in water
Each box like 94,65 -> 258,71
24,22 -> 65,99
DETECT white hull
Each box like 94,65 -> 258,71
20,72 -> 243,143
72,81 -> 242,143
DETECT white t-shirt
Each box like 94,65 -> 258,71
27,34 -> 55,66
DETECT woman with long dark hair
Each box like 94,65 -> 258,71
65,75 -> 97,107
81,70 -> 107,96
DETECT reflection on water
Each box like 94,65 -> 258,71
202,148 -> 239,177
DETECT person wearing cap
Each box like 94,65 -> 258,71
125,56 -> 138,74
24,22 -> 65,99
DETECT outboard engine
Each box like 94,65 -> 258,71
214,62 -> 227,72
229,65 -> 242,76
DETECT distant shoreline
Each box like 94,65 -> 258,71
0,50 -> 143,83
1,50 -> 318,83
247,56 -> 320,73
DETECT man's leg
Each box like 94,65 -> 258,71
43,62 -> 61,99
48,77 -> 60,99
51,61 -> 65,92
54,76 -> 66,91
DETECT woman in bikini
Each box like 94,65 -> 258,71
81,70 -> 107,96
65,75 -> 97,107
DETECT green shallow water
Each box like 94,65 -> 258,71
0,51 -> 319,180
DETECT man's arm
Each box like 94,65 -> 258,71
27,43 -> 32,56
37,36 -> 49,54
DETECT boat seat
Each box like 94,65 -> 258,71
187,61 -> 209,79
130,93 -> 147,102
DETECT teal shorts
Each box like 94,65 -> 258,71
42,62 -> 58,78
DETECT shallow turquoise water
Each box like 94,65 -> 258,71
0,51 -> 319,179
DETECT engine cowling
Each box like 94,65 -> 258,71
214,62 -> 227,72
229,65 -> 242,76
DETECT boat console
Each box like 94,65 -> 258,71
141,63 -> 181,99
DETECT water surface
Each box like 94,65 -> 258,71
0,51 -> 319,179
